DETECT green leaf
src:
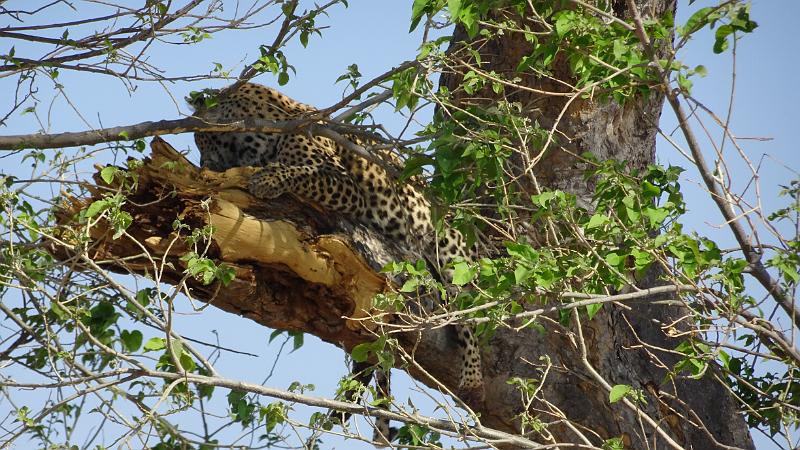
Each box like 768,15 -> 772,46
713,24 -> 733,53
290,331 -> 304,352
586,214 -> 609,229
400,278 -> 420,292
278,71 -> 289,86
179,351 -> 196,372
112,211 -> 132,240
516,55 -> 533,73
216,263 -> 236,286
681,7 -> 714,37
554,12 -> 575,37
514,265 -> 532,284
134,139 -> 146,152
85,199 -> 109,218
169,340 -> 183,359
641,181 -> 661,198
631,248 -> 653,271
228,389 -> 256,426
351,337 -> 386,364
586,303 -> 603,320
677,73 -> 693,93
451,261 -> 474,286
506,242 -> 537,260
447,0 -> 461,17
49,302 -> 70,321
644,207 -> 670,227
351,342 -> 371,363
410,0 -> 429,31
693,65 -> 708,77
459,5 -> 478,37
612,39 -> 626,61
377,349 -> 395,373
718,349 -> 731,370
602,437 -> 625,450
401,155 -> 434,180
609,384 -> 632,403
120,329 -> 143,352
260,403 -> 287,432
605,252 -> 623,267
143,337 -> 166,352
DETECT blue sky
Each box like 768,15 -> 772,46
1,0 -> 797,448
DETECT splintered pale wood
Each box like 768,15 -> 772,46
54,137 -> 390,350
206,197 -> 388,321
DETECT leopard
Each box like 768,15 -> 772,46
191,82 -> 482,443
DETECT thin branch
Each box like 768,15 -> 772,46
143,369 -> 543,448
0,0 -> 205,73
318,59 -> 420,117
0,114 -> 407,177
0,116 -> 304,150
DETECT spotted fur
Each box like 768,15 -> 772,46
192,82 -> 483,442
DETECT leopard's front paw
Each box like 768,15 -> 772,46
248,169 -> 286,199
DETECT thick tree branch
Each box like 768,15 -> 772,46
0,117 -> 294,150
50,137 -> 472,409
146,369 -> 541,448
0,112 -> 405,178
52,138 -> 391,340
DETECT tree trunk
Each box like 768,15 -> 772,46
434,0 -> 754,448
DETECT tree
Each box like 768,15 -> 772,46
0,1 -> 796,449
